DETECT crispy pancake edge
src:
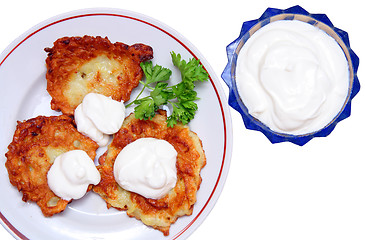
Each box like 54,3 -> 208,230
45,35 -> 153,115
5,115 -> 99,216
93,110 -> 206,236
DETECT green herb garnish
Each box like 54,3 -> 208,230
126,51 -> 209,127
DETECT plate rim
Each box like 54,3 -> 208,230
0,7 -> 233,240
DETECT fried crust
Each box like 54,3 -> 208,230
93,110 -> 206,236
5,115 -> 99,217
45,35 -> 153,115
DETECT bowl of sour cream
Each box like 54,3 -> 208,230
222,5 -> 360,146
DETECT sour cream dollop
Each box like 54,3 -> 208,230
114,138 -> 178,199
47,150 -> 101,201
75,93 -> 125,146
236,20 -> 350,135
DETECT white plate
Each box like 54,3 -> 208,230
0,8 -> 232,240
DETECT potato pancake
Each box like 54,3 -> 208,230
93,110 -> 206,236
5,115 -> 99,217
44,35 -> 153,115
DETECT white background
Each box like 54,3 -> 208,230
0,0 -> 364,239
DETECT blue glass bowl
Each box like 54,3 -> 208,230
222,5 -> 360,146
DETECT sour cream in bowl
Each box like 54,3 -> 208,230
222,6 -> 360,145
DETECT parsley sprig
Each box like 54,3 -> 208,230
126,51 -> 209,127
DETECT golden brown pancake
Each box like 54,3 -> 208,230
5,115 -> 99,217
44,35 -> 153,115
93,110 -> 206,236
